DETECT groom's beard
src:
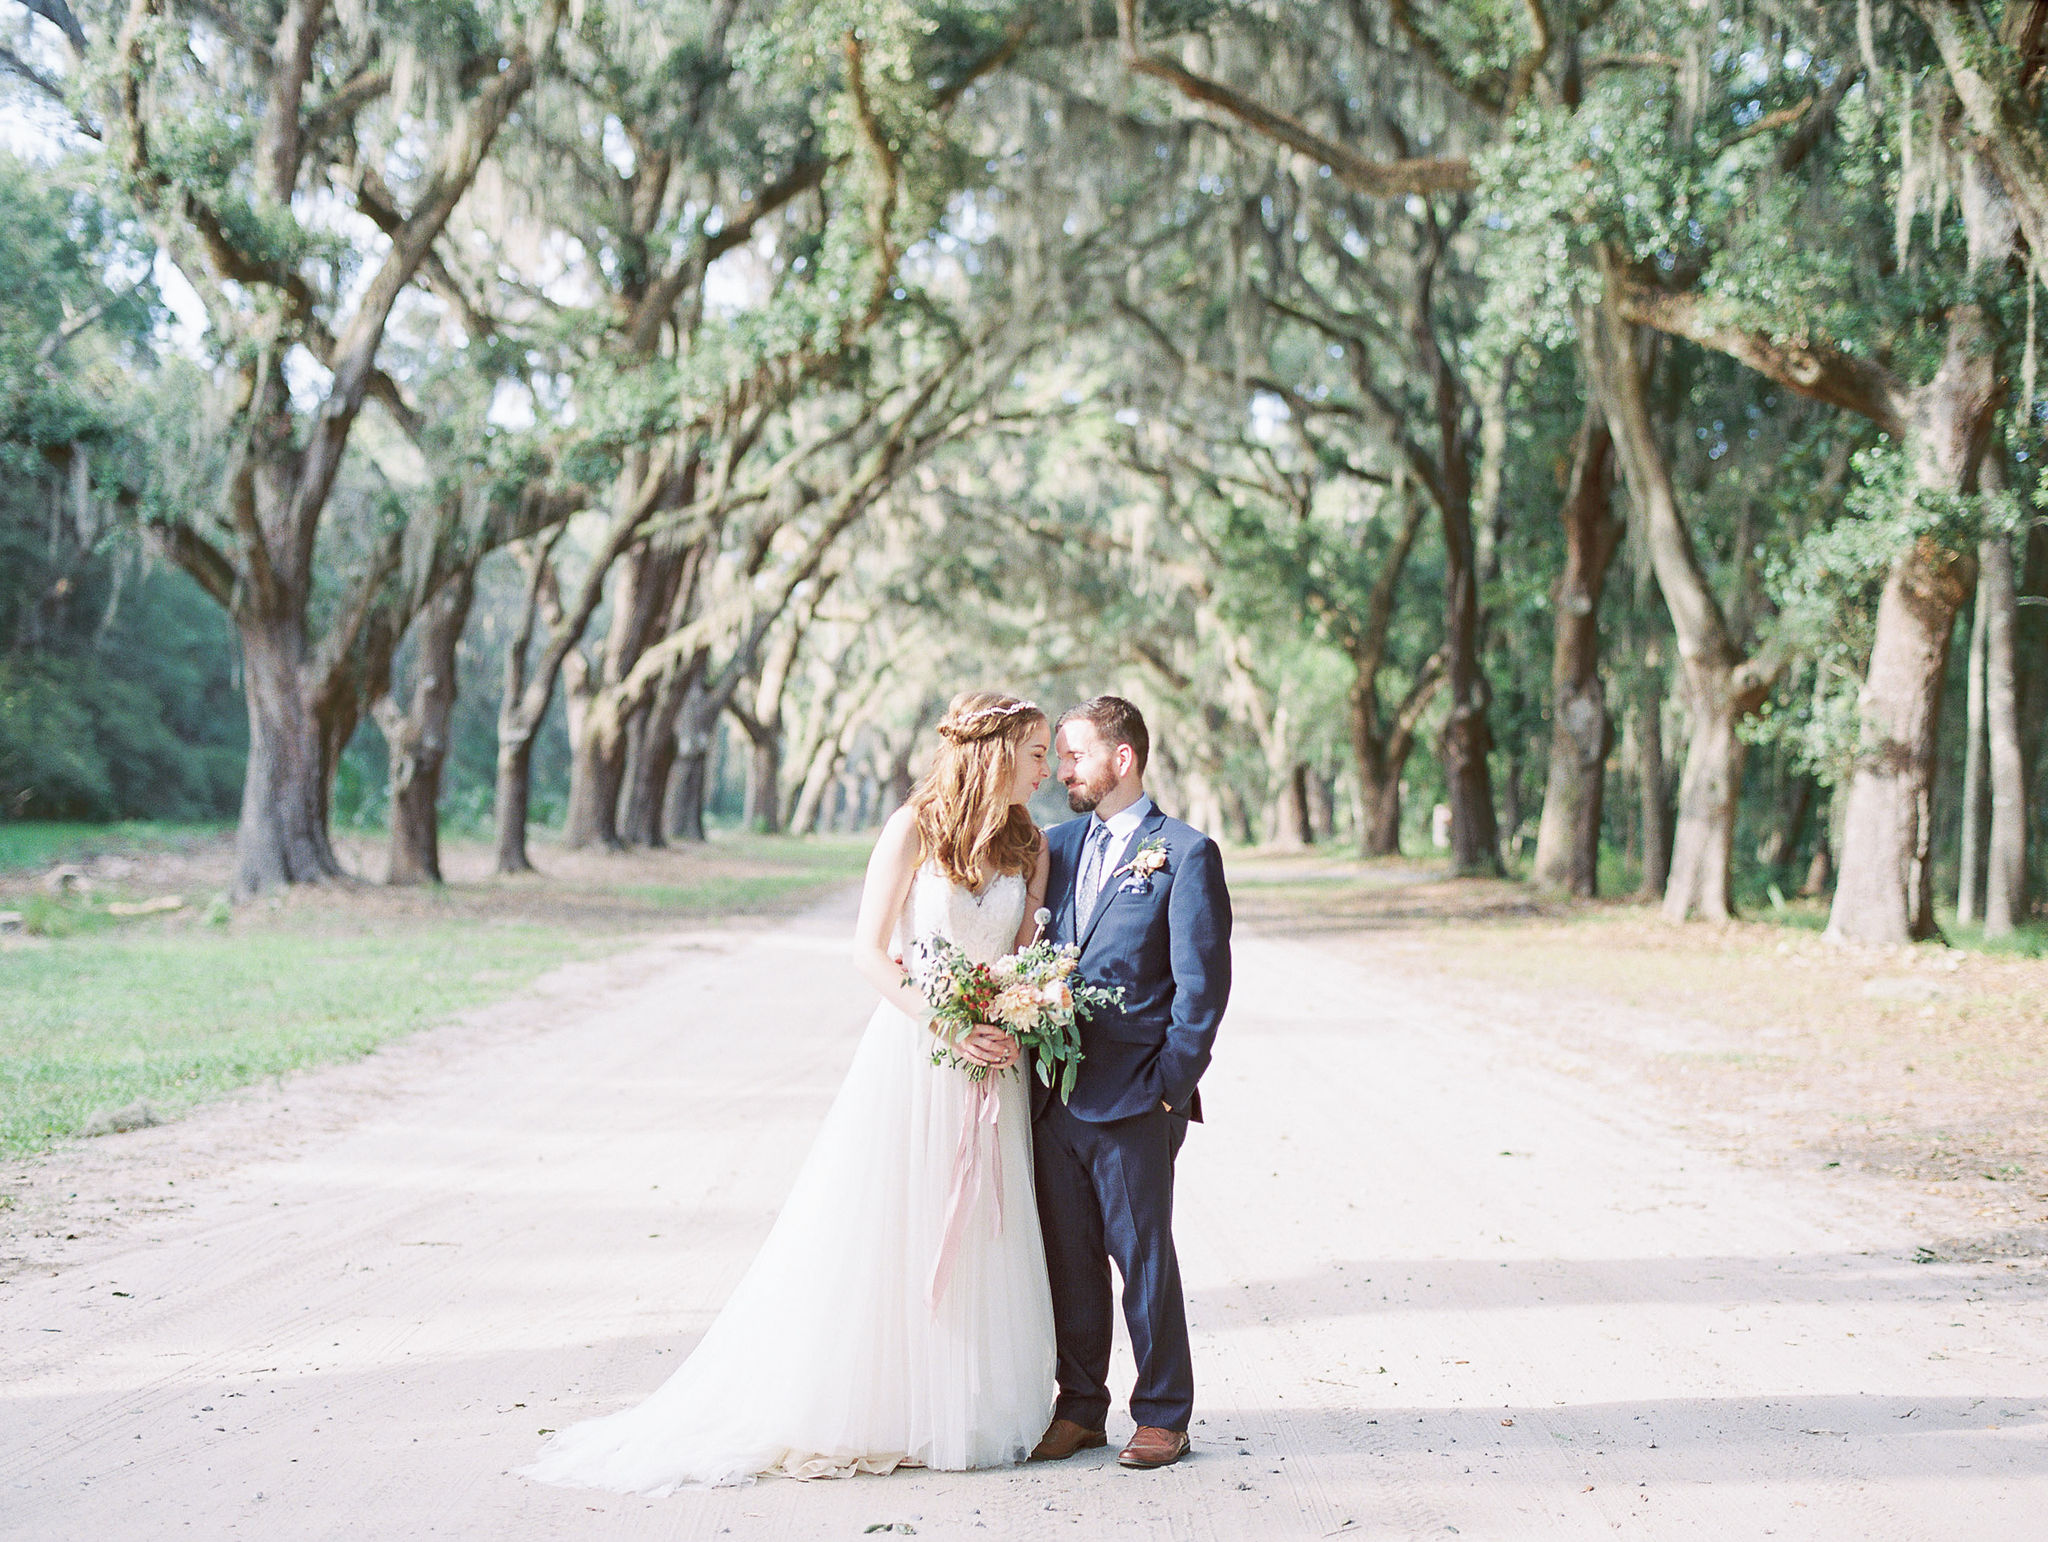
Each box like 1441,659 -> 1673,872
1064,774 -> 1111,813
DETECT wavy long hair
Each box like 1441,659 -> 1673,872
908,691 -> 1046,890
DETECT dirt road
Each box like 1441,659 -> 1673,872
4,894 -> 2044,1539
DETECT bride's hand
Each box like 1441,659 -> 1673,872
958,1023 -> 1018,1069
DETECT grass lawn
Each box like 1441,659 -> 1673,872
1,829 -> 872,1157
1,922 -> 584,1155
0,820 -> 231,873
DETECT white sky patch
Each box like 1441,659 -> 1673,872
283,344 -> 333,412
487,377 -> 537,431
601,115 -> 636,178
0,100 -> 76,161
540,233 -> 601,308
703,232 -> 776,317
152,251 -> 212,358
1250,389 -> 1291,443
0,13 -> 79,160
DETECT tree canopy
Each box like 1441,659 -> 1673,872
4,0 -> 2044,942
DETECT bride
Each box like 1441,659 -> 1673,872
522,691 -> 1057,1493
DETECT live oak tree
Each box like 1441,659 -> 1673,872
1572,8 -> 2023,943
1109,0 -> 1509,872
20,0 -> 573,895
9,0 -> 2043,937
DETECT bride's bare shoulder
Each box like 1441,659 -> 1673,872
871,805 -> 920,860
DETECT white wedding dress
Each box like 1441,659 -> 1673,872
522,865 -> 1055,1493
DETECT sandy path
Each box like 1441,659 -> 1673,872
4,894 -> 2044,1541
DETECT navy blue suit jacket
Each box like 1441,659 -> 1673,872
1037,804 -> 1232,1124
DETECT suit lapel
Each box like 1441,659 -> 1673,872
1077,806 -> 1165,954
1056,820 -> 1086,946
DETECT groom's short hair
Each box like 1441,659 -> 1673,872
1058,695 -> 1149,776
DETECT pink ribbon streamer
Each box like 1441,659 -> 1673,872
926,1074 -> 1004,1309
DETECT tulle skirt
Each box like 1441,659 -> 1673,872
520,1001 -> 1056,1493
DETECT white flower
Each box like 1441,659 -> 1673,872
1120,839 -> 1169,880
989,986 -> 1041,1029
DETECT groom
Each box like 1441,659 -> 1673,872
1030,696 -> 1231,1470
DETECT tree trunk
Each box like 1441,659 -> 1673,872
2018,522 -> 2048,906
1406,233 -> 1501,875
789,732 -> 842,835
233,609 -> 344,899
562,533 -> 693,851
1357,742 -> 1404,857
1264,751 -> 1311,849
1634,654 -> 1672,900
1220,782 -> 1255,846
1982,531 -> 2028,937
745,729 -> 784,834
376,568 -> 473,885
1828,305 -> 2000,945
1279,762 -> 1314,847
494,735 -> 537,874
666,678 -> 716,842
563,696 -> 631,850
884,752 -> 914,815
1532,413 -> 1621,895
1306,768 -> 1335,842
1348,656 -> 1442,859
624,722 -> 679,848
1801,822 -> 1836,898
1365,780 -> 1402,855
1499,735 -> 1525,861
1437,523 -> 1501,874
1591,269 -> 1778,919
1958,570 -> 1990,924
1826,541 -> 1978,943
1663,664 -> 1749,921
668,750 -> 709,842
620,651 -> 702,847
493,534 -> 566,875
1757,768 -> 1813,871
1176,767 -> 1225,844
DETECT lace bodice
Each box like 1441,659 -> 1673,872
894,863 -> 1028,967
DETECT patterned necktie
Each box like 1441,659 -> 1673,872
1078,820 -> 1114,927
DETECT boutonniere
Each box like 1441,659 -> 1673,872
1116,837 -> 1170,887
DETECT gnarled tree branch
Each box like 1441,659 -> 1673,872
1118,0 -> 1473,199
1608,268 -> 1911,437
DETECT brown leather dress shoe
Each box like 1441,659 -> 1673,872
1118,1426 -> 1191,1468
1029,1417 -> 1108,1461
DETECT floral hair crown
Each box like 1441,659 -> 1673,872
937,698 -> 1041,743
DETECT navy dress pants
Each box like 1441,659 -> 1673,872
1032,1096 -> 1193,1432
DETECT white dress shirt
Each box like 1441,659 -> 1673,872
1079,793 -> 1155,923
1093,793 -> 1154,859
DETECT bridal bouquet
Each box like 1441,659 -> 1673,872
906,919 -> 1120,1104
908,913 -> 1122,1308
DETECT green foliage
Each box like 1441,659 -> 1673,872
1476,30 -> 1985,384
0,150 -> 244,824
0,653 -> 239,821
1756,441 -> 2025,781
0,158 -> 157,462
